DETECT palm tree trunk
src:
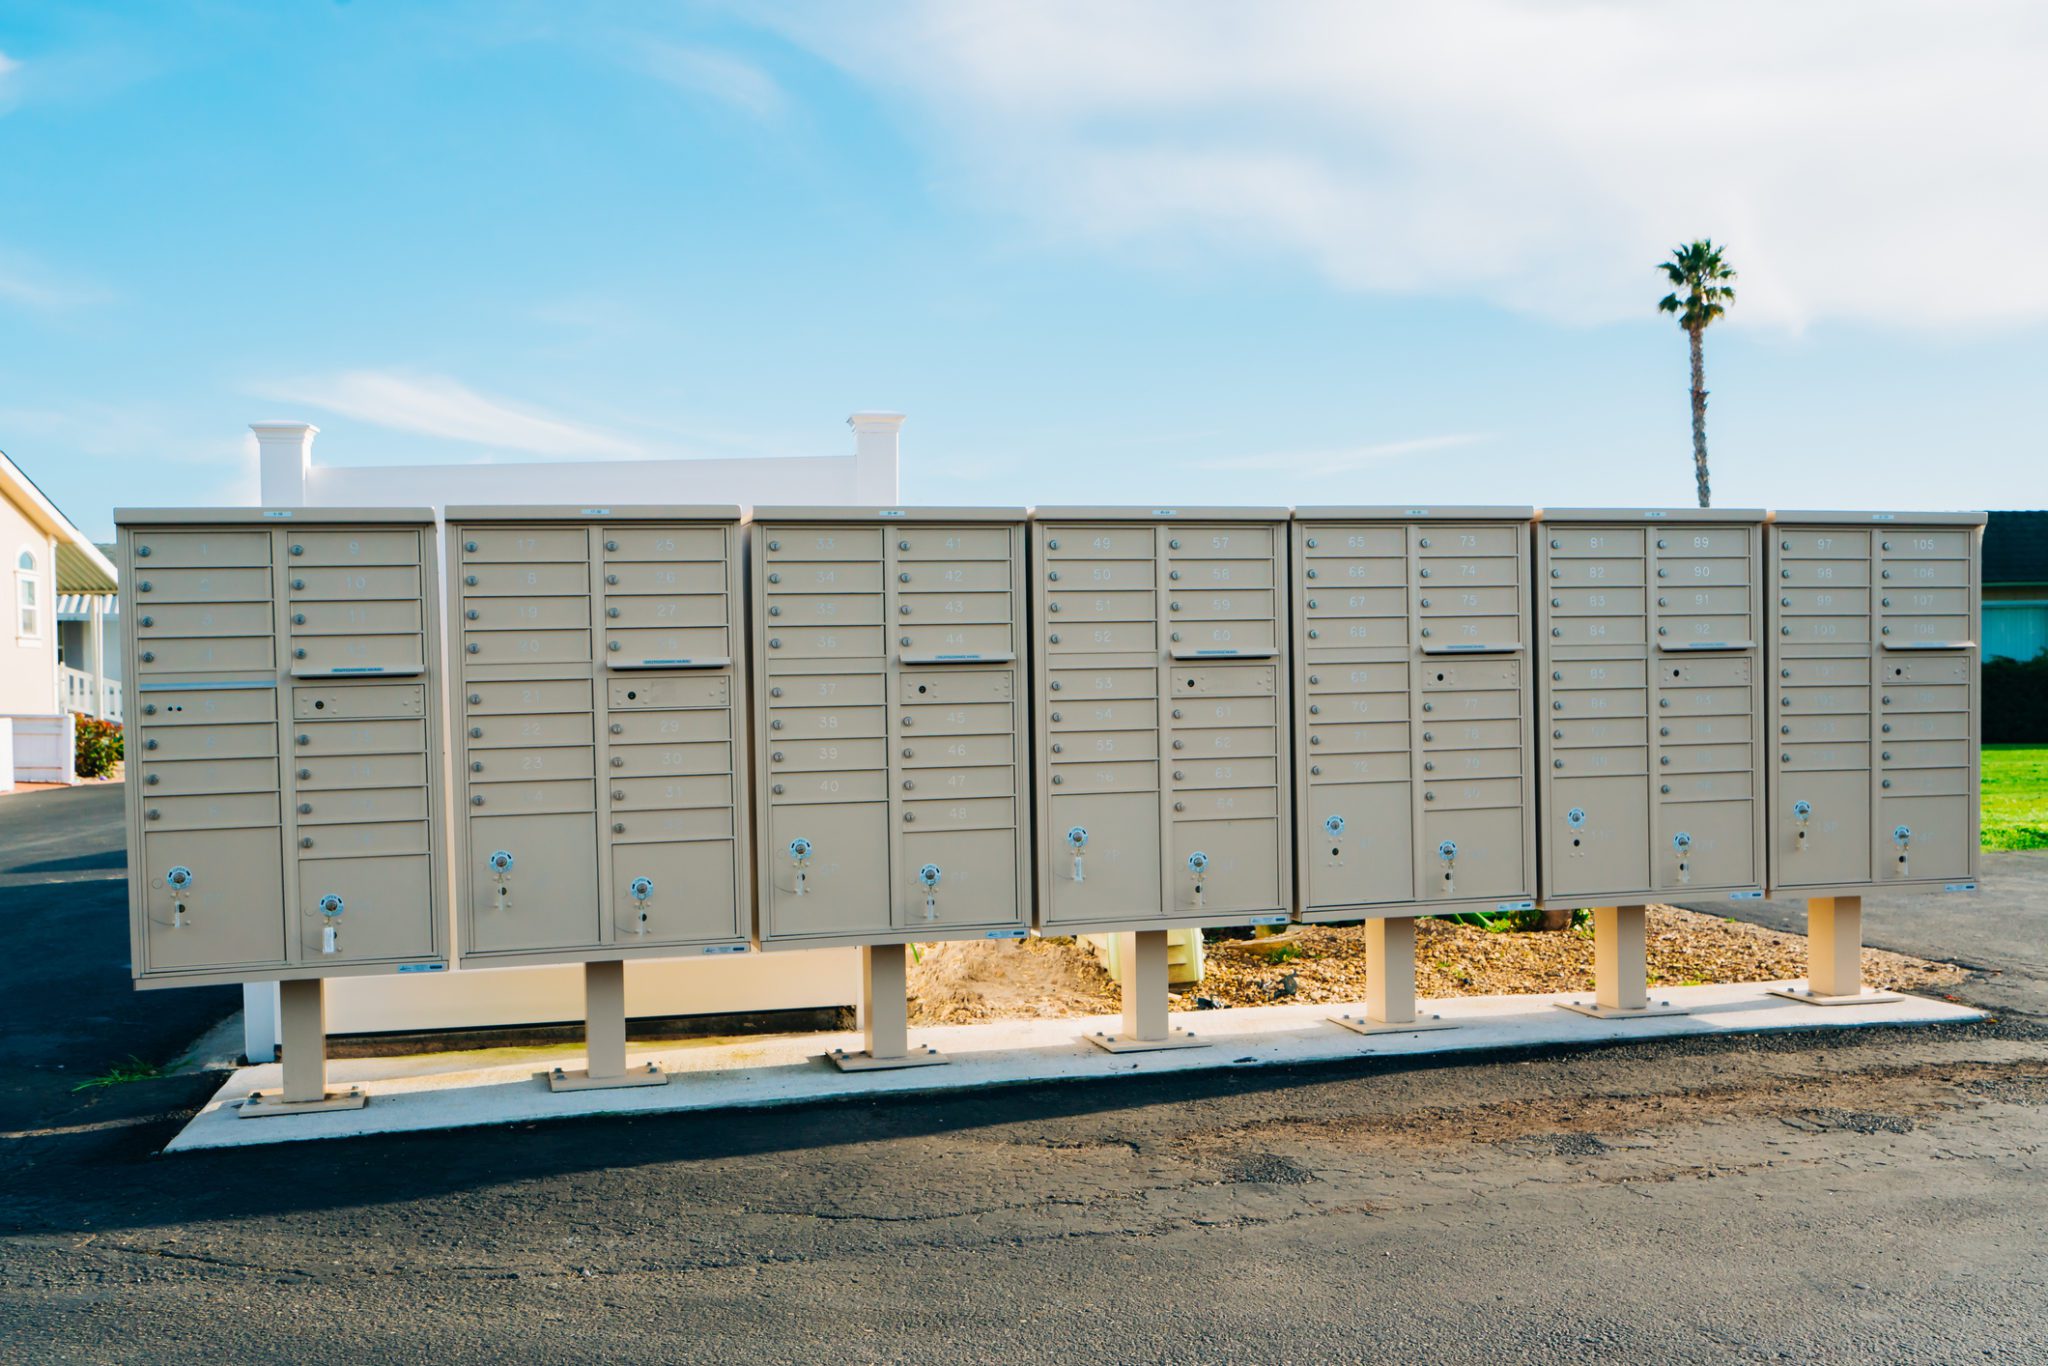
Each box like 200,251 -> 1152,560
1689,324 -> 1710,508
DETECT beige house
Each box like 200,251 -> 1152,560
0,448 -> 119,784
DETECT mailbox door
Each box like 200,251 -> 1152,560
139,828 -> 287,973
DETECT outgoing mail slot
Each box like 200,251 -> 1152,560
904,766 -> 1016,801
137,568 -> 273,603
1551,746 -> 1649,776
1304,617 -> 1408,648
1880,768 -> 1970,797
1878,558 -> 1968,587
134,531 -> 270,568
1420,776 -> 1524,810
904,734 -> 1014,767
463,527 -> 588,561
1778,529 -> 1869,558
1779,587 -> 1872,615
290,565 -> 422,602
1779,615 -> 1870,645
1550,659 -> 1649,689
1550,687 -> 1647,718
468,778 -> 596,815
1419,688 -> 1521,721
139,686 -> 278,726
1050,729 -> 1158,761
136,602 -> 272,637
770,771 -> 890,804
1882,653 -> 1972,686
464,597 -> 590,631
1170,525 -> 1271,559
1662,742 -> 1753,772
287,681 -> 419,718
1306,557 -> 1404,587
292,635 -> 424,676
1882,530 -> 1971,559
1780,686 -> 1872,715
1548,558 -> 1646,588
1780,559 -> 1870,587
902,671 -> 1014,705
1420,747 -> 1519,780
609,709 -> 727,743
1425,716 -> 1525,748
144,792 -> 281,830
900,701 -> 1013,734
1423,657 -> 1522,690
1047,591 -> 1153,622
141,723 -> 276,761
461,563 -> 590,596
1665,656 -> 1752,686
1419,526 -> 1518,557
1173,590 -> 1275,621
1546,528 -> 1644,556
764,626 -> 883,659
1047,560 -> 1153,591
1308,723 -> 1407,754
1882,739 -> 1971,767
467,679 -> 593,714
1173,695 -> 1275,728
608,741 -> 729,776
610,675 -> 732,709
764,526 -> 882,561
1307,749 -> 1408,782
1170,558 -> 1273,589
762,561 -> 885,594
898,592 -> 1012,624
1419,615 -> 1521,649
289,531 -> 418,566
1175,663 -> 1276,696
468,745 -> 596,781
1420,585 -> 1520,615
1779,742 -> 1870,771
1551,717 -> 1648,747
603,595 -> 728,629
606,626 -> 730,665
1881,711 -> 1970,740
1549,616 -> 1647,647
292,600 -> 422,635
1047,760 -> 1157,793
897,623 -> 1015,659
300,787 -> 430,825
1656,614 -> 1752,648
295,718 -> 425,755
1174,726 -> 1278,758
296,820 -> 428,858
1049,697 -> 1158,730
1175,788 -> 1277,820
139,637 -> 275,673
763,594 -> 885,626
897,526 -> 1012,560
611,774 -> 732,809
602,526 -> 725,561
1306,693 -> 1405,723
1050,620 -> 1157,653
609,562 -> 728,595
297,753 -> 427,790
1177,755 -> 1280,787
140,757 -> 277,796
611,806 -> 733,844
1880,615 -> 1972,648
1417,555 -> 1517,587
1304,527 -> 1403,557
769,705 -> 886,738
772,738 -> 887,770
1306,587 -> 1404,617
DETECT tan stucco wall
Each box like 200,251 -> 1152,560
0,491 -> 57,716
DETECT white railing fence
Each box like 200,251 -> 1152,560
60,666 -> 122,723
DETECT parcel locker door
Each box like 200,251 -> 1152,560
1774,770 -> 1871,888
610,842 -> 740,945
1548,776 -> 1650,900
766,802 -> 891,938
297,856 -> 435,962
1423,807 -> 1526,903
1657,801 -> 1756,890
466,813 -> 601,954
1045,793 -> 1161,927
1305,782 -> 1411,909
1173,819 -> 1280,915
140,828 -> 287,973
901,830 -> 1020,930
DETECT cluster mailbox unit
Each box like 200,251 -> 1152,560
117,508 -> 447,1113
748,508 -> 1032,1069
1764,512 -> 1984,1003
1534,509 -> 1769,1017
443,507 -> 751,1090
1029,508 -> 1294,1051
1289,508 -> 1539,1035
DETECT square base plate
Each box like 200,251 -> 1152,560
238,1087 -> 367,1118
827,1045 -> 948,1072
1767,986 -> 1907,1007
1329,1012 -> 1459,1037
547,1062 -> 669,1092
1084,1027 -> 1210,1054
1555,999 -> 1691,1020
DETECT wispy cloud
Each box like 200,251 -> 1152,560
632,41 -> 784,118
0,246 -> 115,313
1198,434 -> 1487,478
262,371 -> 644,458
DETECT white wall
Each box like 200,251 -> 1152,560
4,712 -> 73,783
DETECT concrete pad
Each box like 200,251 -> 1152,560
165,981 -> 1985,1153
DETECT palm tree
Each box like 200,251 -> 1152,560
1658,240 -> 1737,508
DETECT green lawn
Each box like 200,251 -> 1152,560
1983,745 -> 2048,851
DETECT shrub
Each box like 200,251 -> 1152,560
1985,649 -> 2048,743
74,714 -> 123,779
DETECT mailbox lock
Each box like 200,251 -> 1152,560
610,756 -> 625,768
1550,568 -> 1560,579
136,544 -> 152,558
903,812 -> 915,823
1045,570 -> 1059,582
768,605 -> 781,617
767,540 -> 780,551
1169,538 -> 1182,550
1881,569 -> 1892,579
467,642 -> 481,653
898,540 -> 911,551
144,738 -> 158,751
300,836 -> 315,849
1419,568 -> 1431,578
469,726 -> 483,738
139,580 -> 152,592
471,761 -> 484,772
298,802 -> 313,815
1306,568 -> 1318,579
489,850 -> 514,873
630,876 -> 654,901
1424,761 -> 1435,772
145,774 -> 159,785
1554,759 -> 1564,768
1310,704 -> 1321,715
1048,633 -> 1060,643
1659,698 -> 1671,708
769,638 -> 781,649
613,822 -> 626,834
1173,800 -> 1183,810
1046,538 -> 1059,550
902,747 -> 913,758
901,716 -> 914,726
472,795 -> 486,806
1420,598 -> 1431,608
141,651 -> 156,663
1307,629 -> 1318,639
295,733 -> 311,746
1169,601 -> 1181,612
1422,702 -> 1434,712
608,640 -> 622,651
770,720 -> 783,730
1882,722 -> 1892,733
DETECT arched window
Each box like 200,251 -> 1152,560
16,547 -> 39,641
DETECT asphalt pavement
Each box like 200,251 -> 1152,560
4,783 -> 2046,1365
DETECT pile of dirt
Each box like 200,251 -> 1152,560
905,907 -> 1969,1022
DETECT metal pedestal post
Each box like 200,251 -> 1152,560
549,960 -> 667,1091
1769,896 -> 1904,1006
830,944 -> 947,1071
1558,905 -> 1688,1019
239,978 -> 366,1116
1334,916 -> 1455,1035
1087,930 -> 1207,1053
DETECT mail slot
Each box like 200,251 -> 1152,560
137,568 -> 273,603
1881,739 -> 1970,767
1417,555 -> 1519,587
139,687 -> 277,725
1547,528 -> 1644,556
904,766 -> 1016,800
1305,527 -> 1403,556
1170,558 -> 1274,589
468,745 -> 597,781
609,562 -> 728,595
902,561 -> 1015,591
290,565 -> 422,602
1779,686 -> 1872,715
608,709 -> 728,743
296,820 -> 428,859
1306,557 -> 1405,587
296,718 -> 425,755
140,757 -> 278,796
1550,659 -> 1649,689
772,738 -> 888,770
1780,559 -> 1871,587
1779,588 -> 1873,615
468,778 -> 597,815
1306,749 -> 1408,782
1309,662 -> 1406,692
1169,525 -> 1272,559
136,602 -> 272,637
607,741 -> 729,776
1781,658 -> 1870,685
1304,617 -> 1408,648
1882,530 -> 1971,558
1778,529 -> 1868,558
898,623 -> 1015,658
896,592 -> 1012,624
903,734 -> 1015,767
1779,615 -> 1871,646
1880,711 -> 1970,740
1420,615 -> 1521,649
462,598 -> 591,632
765,594 -> 885,626
299,787 -> 430,825
1549,614 -> 1648,647
1420,689 -> 1520,721
764,626 -> 884,659
897,526 -> 1012,560
1548,558 -> 1646,587
1172,620 -> 1278,655
1550,687 -> 1648,717
1656,614 -> 1753,647
462,562 -> 591,596
1306,587 -> 1405,617
134,531 -> 270,568
1880,615 -> 1972,647
1779,714 -> 1863,742
1552,745 -> 1650,775
764,527 -> 882,561
1178,756 -> 1281,787
1052,620 -> 1159,653
1420,776 -> 1524,810
1173,590 -> 1277,621
1306,693 -> 1406,722
141,722 -> 276,761
1420,748 -> 1520,780
1420,585 -> 1521,616
1049,729 -> 1159,761
606,626 -> 730,665
463,527 -> 589,561
290,531 -> 419,567
1552,716 -> 1649,747
902,796 -> 1014,831
1051,760 -> 1160,793
139,637 -> 275,673
1310,722 -> 1412,754
762,561 -> 885,593
144,792 -> 282,831
603,526 -> 726,561
611,807 -> 733,844
899,701 -> 1014,734
771,771 -> 889,804
1427,717 -> 1525,748
1419,526 -> 1518,557
1878,559 -> 1970,588
297,753 -> 427,790
292,634 -> 425,676
291,600 -> 423,636
603,596 -> 728,629
467,679 -> 593,714
1779,742 -> 1871,771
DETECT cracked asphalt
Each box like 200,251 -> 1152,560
4,783 -> 2046,1364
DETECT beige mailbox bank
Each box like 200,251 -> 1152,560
443,507 -> 751,1090
117,508 -> 448,1114
1534,509 -> 1769,1018
1290,508 -> 1540,1035
748,508 -> 1031,1070
1764,512 -> 1984,1004
1030,508 -> 1294,1051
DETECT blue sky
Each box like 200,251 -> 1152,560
2,1 -> 2044,541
